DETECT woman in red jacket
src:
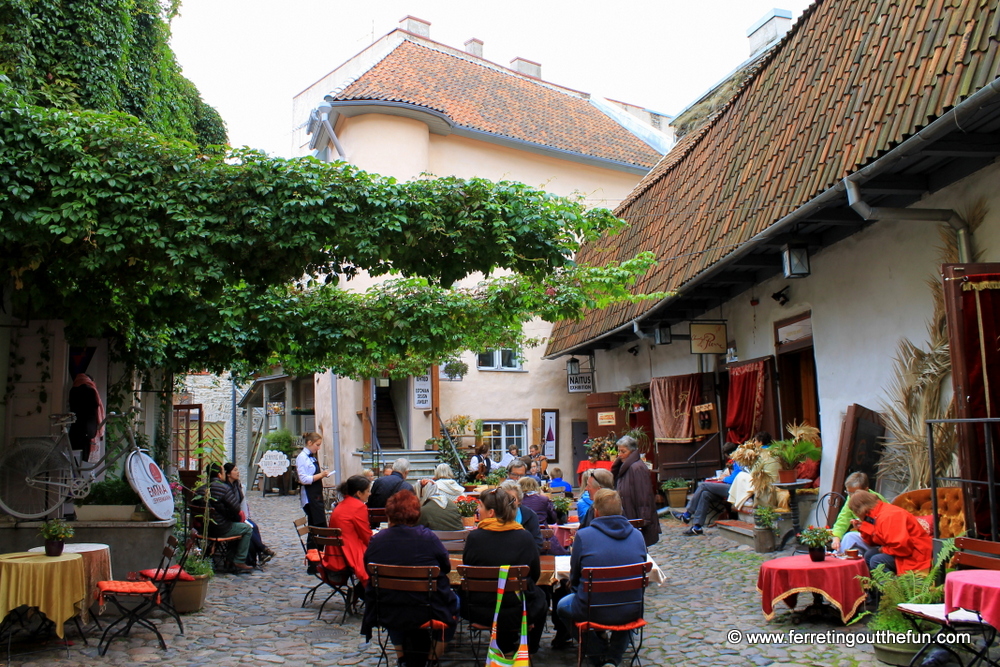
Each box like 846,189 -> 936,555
848,490 -> 931,574
324,475 -> 372,586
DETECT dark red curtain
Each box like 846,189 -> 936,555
650,374 -> 700,443
961,275 -> 1000,479
726,359 -> 766,444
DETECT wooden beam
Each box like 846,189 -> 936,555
922,134 -> 1000,157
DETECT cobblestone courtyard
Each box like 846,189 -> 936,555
10,493 -> 885,667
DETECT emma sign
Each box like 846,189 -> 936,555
567,373 -> 593,393
125,451 -> 175,520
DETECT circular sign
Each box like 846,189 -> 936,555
258,450 -> 291,477
125,451 -> 175,520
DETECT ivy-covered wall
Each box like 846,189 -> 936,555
0,0 -> 226,147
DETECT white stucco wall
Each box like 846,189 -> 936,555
592,160 -> 1000,497
336,114 -> 430,181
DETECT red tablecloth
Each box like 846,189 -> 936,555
576,460 -> 612,486
945,569 -> 1000,630
757,554 -> 869,623
550,523 -> 579,548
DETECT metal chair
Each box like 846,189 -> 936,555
815,491 -> 845,528
136,534 -> 193,635
188,502 -> 241,572
573,561 -> 652,667
303,525 -> 357,624
367,563 -> 448,667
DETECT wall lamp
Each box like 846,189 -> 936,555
782,243 -> 811,278
771,286 -> 790,306
566,357 -> 580,375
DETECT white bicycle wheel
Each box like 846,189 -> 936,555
0,437 -> 73,519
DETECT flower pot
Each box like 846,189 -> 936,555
75,505 -> 137,521
872,642 -> 924,666
808,547 -> 826,562
44,539 -> 64,557
666,487 -> 688,508
753,528 -> 775,553
461,516 -> 476,527
171,574 -> 211,613
777,468 -> 798,484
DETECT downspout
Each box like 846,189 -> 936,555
328,370 -> 342,486
316,104 -> 347,159
843,178 -> 972,263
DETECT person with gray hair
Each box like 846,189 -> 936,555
368,457 -> 413,509
612,435 -> 660,546
500,479 -> 544,551
830,471 -> 885,553
415,479 -> 464,531
433,463 -> 465,503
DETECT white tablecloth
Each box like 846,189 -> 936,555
553,554 -> 665,585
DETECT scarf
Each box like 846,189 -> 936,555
477,518 -> 523,532
73,373 -> 106,439
417,479 -> 449,509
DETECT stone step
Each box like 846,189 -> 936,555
360,449 -> 453,478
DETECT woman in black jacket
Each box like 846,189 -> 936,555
462,488 -> 547,655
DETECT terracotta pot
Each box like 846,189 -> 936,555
461,516 -> 476,527
808,547 -> 826,562
666,487 -> 688,508
171,574 -> 211,613
777,468 -> 798,484
44,539 -> 64,557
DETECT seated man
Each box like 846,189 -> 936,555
528,444 -> 548,476
849,490 -> 932,574
830,471 -> 885,554
548,467 -> 573,494
557,489 -> 647,667
675,442 -> 740,536
507,461 -> 528,481
369,458 -> 413,508
192,462 -> 254,573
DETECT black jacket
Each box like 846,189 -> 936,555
461,528 -> 546,632
368,472 -> 413,509
193,478 -> 241,536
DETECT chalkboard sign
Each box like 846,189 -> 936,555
832,404 -> 885,500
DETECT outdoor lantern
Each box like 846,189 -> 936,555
781,244 -> 810,279
566,357 -> 580,375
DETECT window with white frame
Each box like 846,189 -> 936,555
480,421 -> 526,459
477,349 -> 522,371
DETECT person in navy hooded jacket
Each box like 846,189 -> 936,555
557,488 -> 647,667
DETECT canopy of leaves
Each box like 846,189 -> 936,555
0,81 -> 661,377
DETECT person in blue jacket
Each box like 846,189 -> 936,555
557,489 -> 647,667
675,441 -> 741,536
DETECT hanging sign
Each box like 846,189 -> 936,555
567,373 -> 593,393
125,451 -> 175,520
413,373 -> 432,409
690,323 -> 728,355
258,450 -> 291,477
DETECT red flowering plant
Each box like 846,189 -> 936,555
455,496 -> 479,518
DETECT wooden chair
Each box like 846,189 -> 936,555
188,502 -> 242,572
367,563 -> 448,667
456,564 -> 531,663
431,530 -> 469,555
305,525 -> 358,624
574,561 -> 652,667
899,538 -> 1000,667
369,507 -> 388,529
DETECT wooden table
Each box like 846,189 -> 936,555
945,569 -> 1000,630
28,543 -> 111,618
757,554 -> 868,624
0,552 -> 87,638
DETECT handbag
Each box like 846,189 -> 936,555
484,565 -> 530,667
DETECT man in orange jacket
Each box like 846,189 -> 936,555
847,490 -> 931,574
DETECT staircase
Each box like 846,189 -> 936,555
361,449 -> 451,481
375,387 -> 403,449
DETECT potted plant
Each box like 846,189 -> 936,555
661,478 -> 690,508
851,540 -> 956,665
618,388 -> 649,413
75,476 -> 142,521
39,518 -> 74,556
584,435 -> 617,463
798,525 -> 832,561
172,547 -> 214,613
483,468 -> 508,488
551,494 -> 572,525
753,505 -> 777,553
455,495 -> 479,527
441,358 -> 469,380
769,438 -> 821,483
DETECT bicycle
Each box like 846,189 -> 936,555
0,408 -> 145,519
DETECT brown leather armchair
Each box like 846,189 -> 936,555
891,487 -> 966,538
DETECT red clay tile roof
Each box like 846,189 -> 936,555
331,38 -> 663,169
547,0 -> 1000,356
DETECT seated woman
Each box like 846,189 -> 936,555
432,464 -> 465,503
362,489 -> 459,667
462,488 -> 547,656
519,476 -> 557,526
415,479 -> 465,531
224,462 -> 276,566
674,442 -> 740,536
576,470 -> 594,521
324,475 -> 373,597
848,490 -> 932,574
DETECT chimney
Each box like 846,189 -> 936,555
398,15 -> 430,38
747,9 -> 792,56
510,57 -> 541,79
464,38 -> 484,58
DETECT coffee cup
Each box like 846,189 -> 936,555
845,548 -> 859,559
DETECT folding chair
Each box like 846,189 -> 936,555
431,530 -> 469,555
305,526 -> 358,624
367,563 -> 448,667
574,561 -> 652,667
136,535 -> 193,635
188,502 -> 241,573
96,541 -> 187,655
369,507 -> 388,529
456,564 -> 531,663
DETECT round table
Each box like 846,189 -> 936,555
28,543 -> 111,618
0,552 -> 87,637
757,553 -> 869,624
945,569 -> 1000,630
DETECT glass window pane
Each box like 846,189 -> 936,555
477,351 -> 495,368
499,349 -> 518,368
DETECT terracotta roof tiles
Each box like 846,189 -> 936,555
547,0 -> 1000,356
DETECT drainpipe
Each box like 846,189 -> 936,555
328,370 -> 342,486
843,178 -> 971,263
316,104 -> 346,159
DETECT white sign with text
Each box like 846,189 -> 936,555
413,373 -> 432,409
258,450 -> 291,477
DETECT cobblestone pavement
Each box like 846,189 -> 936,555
11,495 -> 886,666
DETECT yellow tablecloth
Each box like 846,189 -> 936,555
28,543 -> 111,616
0,552 -> 87,637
